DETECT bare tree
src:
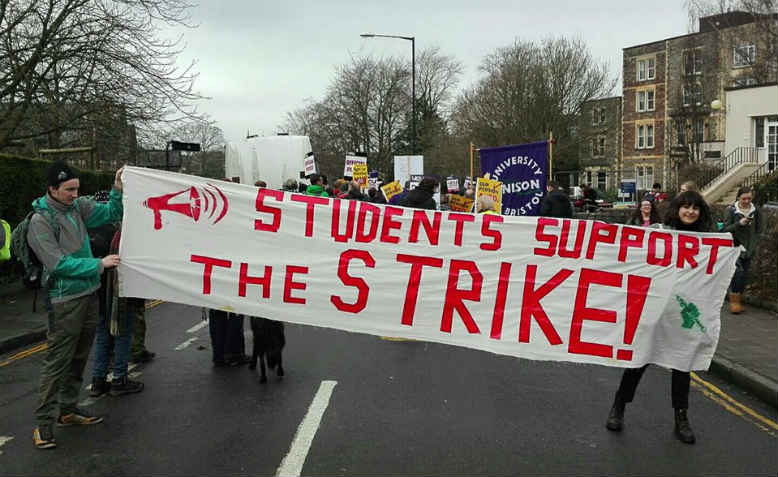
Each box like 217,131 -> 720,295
452,37 -> 617,172
0,0 -> 203,153
282,48 -> 463,178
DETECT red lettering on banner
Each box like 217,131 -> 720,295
647,231 -> 673,267
558,220 -> 586,258
238,263 -> 272,298
702,237 -> 734,274
447,213 -> 475,247
290,195 -> 329,237
283,265 -> 309,304
534,218 -> 558,257
585,222 -> 618,259
616,275 -> 652,361
676,234 -> 700,269
441,260 -> 482,334
191,254 -> 232,295
331,250 -> 376,313
396,254 -> 444,326
254,189 -> 283,232
380,206 -> 404,244
409,210 -> 441,245
331,199 -> 358,243
519,264 -> 572,345
480,214 -> 503,251
490,262 -> 512,339
568,268 -> 622,358
618,226 -> 645,262
355,202 -> 381,243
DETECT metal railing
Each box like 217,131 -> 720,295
699,146 -> 759,192
740,161 -> 778,203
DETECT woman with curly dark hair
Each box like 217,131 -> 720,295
627,199 -> 660,226
605,190 -> 712,445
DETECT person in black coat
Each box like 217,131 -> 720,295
540,181 -> 573,218
398,177 -> 437,210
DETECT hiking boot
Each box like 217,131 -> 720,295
57,409 -> 103,427
674,408 -> 696,444
33,424 -> 56,449
606,399 -> 626,432
109,376 -> 144,396
728,293 -> 743,314
89,377 -> 110,398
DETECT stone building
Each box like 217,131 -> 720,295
578,96 -> 622,191
621,10 -> 776,194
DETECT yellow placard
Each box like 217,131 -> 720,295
475,177 -> 502,213
352,164 -> 369,188
448,194 -> 475,213
381,181 -> 403,201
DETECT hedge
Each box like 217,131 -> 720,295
0,153 -> 115,284
0,153 -> 115,227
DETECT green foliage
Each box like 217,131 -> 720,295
0,153 -> 114,228
603,188 -> 620,203
752,171 -> 777,206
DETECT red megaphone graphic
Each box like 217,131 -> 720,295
143,184 -> 229,230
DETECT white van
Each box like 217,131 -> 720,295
225,135 -> 312,189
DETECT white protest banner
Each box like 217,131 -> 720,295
121,167 -> 740,371
344,155 -> 367,177
393,155 -> 423,187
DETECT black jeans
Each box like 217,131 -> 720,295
616,365 -> 690,409
730,256 -> 751,294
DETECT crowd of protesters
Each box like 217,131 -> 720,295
23,160 -> 763,450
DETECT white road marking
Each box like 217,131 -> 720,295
174,337 -> 198,351
276,380 -> 337,477
187,320 -> 208,334
0,435 -> 13,455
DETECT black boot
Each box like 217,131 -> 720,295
606,397 -> 626,432
109,376 -> 145,396
674,408 -> 696,444
89,377 -> 110,398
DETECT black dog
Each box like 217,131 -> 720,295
249,317 -> 285,383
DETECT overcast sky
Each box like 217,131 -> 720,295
167,0 -> 691,144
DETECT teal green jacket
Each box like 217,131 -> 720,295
27,189 -> 123,304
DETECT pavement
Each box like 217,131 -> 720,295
1,281 -> 776,408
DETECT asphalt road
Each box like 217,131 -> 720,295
0,302 -> 776,476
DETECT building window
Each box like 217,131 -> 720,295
683,83 -> 703,106
636,89 -> 655,112
597,172 -> 607,190
591,108 -> 598,125
683,49 -> 703,76
636,165 -> 654,190
675,121 -> 686,145
692,118 -> 704,143
599,107 -> 606,124
592,135 -> 606,156
637,57 -> 656,81
636,123 -> 655,149
756,117 -> 765,147
733,44 -> 756,68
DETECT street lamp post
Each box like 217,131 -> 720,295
360,33 -> 416,155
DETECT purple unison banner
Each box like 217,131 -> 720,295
480,141 -> 548,216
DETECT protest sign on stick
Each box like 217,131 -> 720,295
344,155 -> 367,177
352,164 -> 369,189
475,177 -> 503,213
121,166 -> 740,372
381,181 -> 403,201
448,194 -> 475,213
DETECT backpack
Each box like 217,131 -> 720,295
10,208 -> 63,311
